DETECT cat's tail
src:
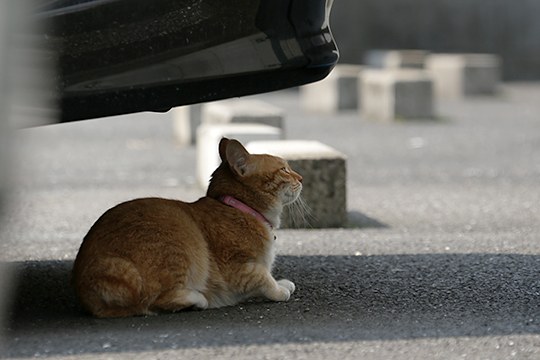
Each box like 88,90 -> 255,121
74,257 -> 147,318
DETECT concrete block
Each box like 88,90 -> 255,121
246,140 -> 347,229
196,124 -> 282,189
426,53 -> 501,99
172,104 -> 202,146
300,64 -> 363,112
364,50 -> 428,69
361,69 -> 435,122
202,99 -> 284,131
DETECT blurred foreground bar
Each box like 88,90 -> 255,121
0,0 -> 57,343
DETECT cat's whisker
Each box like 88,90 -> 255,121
287,195 -> 315,228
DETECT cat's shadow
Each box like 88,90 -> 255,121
4,253 -> 540,357
346,210 -> 388,228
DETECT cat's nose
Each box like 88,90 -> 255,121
297,175 -> 303,183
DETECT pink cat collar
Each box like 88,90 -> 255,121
219,195 -> 273,229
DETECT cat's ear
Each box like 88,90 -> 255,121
219,137 -> 230,162
220,138 -> 253,177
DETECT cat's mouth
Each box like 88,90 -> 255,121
283,183 -> 302,206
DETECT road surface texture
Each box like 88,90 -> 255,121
1,83 -> 539,359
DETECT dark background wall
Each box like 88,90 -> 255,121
330,0 -> 540,80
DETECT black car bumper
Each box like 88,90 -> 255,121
39,0 -> 339,121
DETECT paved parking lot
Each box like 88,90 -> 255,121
1,83 -> 539,359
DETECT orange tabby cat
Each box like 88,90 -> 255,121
72,138 -> 302,318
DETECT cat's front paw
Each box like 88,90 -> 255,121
277,279 -> 296,296
190,292 -> 209,310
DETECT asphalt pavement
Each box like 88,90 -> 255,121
1,83 -> 539,359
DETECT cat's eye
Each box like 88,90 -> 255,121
281,167 -> 290,174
